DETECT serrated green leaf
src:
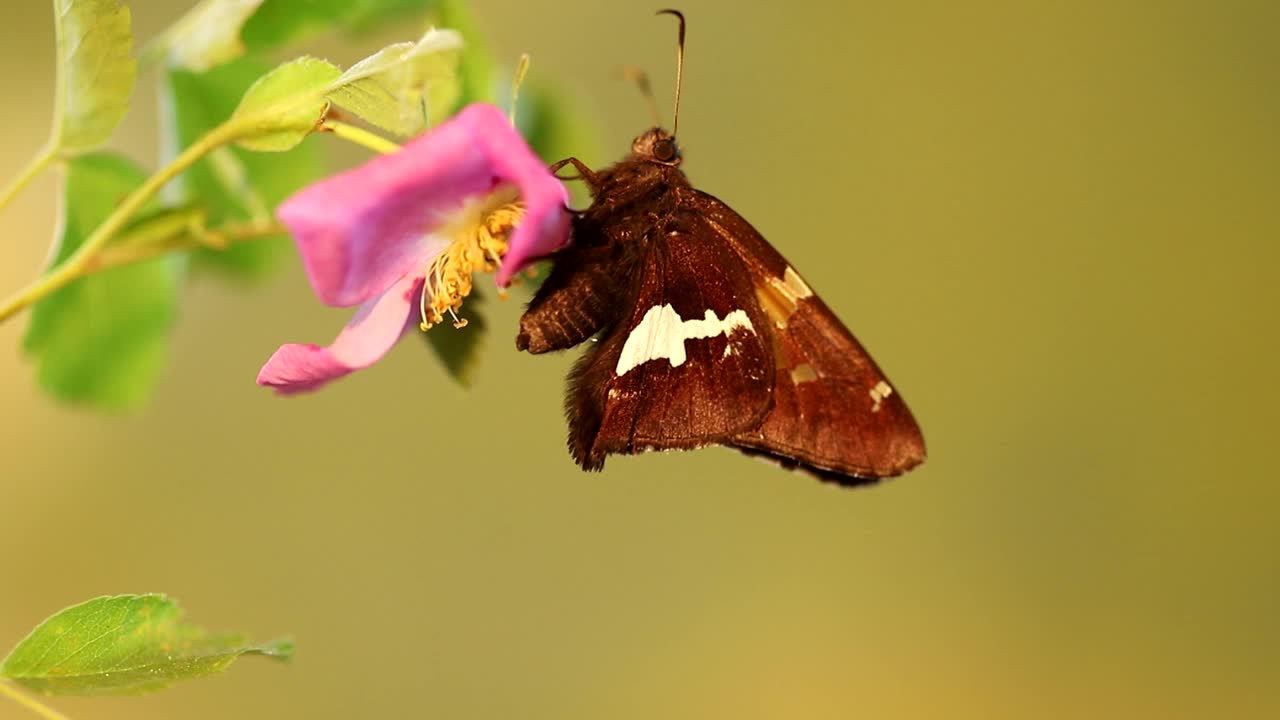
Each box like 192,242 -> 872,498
421,287 -> 487,386
166,58 -> 324,276
328,29 -> 463,136
230,56 -> 342,151
432,0 -> 495,108
0,595 -> 292,696
22,153 -> 179,410
242,0 -> 435,51
52,0 -> 137,152
227,31 -> 462,151
152,0 -> 267,72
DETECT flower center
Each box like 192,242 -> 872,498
419,188 -> 525,331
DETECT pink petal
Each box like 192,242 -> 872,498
256,272 -> 424,394
278,103 -> 570,307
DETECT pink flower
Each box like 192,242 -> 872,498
257,103 -> 570,394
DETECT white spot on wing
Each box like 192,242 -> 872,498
870,380 -> 893,412
615,304 -> 755,376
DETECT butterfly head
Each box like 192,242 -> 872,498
632,128 -> 682,167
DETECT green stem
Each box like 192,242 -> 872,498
322,120 -> 401,155
88,220 -> 288,275
0,143 -> 57,214
0,123 -> 238,324
0,681 -> 70,720
0,116 -> 398,325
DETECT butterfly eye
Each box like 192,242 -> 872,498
653,138 -> 677,162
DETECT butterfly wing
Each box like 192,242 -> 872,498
567,214 -> 776,470
690,189 -> 927,484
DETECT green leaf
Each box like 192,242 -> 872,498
51,0 -> 137,152
228,31 -> 461,151
150,0 -> 267,72
23,153 -> 180,410
432,0 -> 496,108
328,28 -> 463,136
242,0 -> 435,51
0,595 -> 292,696
166,58 -> 324,276
229,56 -> 342,151
421,287 -> 487,386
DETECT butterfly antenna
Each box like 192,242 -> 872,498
621,66 -> 662,126
656,9 -> 686,136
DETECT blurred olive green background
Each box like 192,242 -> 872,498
2,0 -> 1278,718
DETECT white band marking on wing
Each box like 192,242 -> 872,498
615,304 -> 755,376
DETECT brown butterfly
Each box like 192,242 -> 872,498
517,10 -> 925,486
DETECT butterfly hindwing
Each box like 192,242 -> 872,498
692,190 -> 927,482
567,218 -> 776,470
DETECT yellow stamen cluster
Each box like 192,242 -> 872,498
419,192 -> 525,331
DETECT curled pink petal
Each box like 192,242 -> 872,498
278,103 -> 570,307
257,272 -> 424,394
496,182 -> 571,286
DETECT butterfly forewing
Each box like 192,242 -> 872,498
692,190 -> 926,480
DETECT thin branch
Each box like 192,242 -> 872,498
0,143 -> 57,214
0,123 -> 238,323
321,120 -> 401,155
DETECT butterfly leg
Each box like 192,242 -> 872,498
549,157 -> 603,192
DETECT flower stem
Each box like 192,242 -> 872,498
0,143 -> 57,215
322,120 -> 401,155
0,123 -> 238,324
87,220 -> 288,275
0,681 -> 71,720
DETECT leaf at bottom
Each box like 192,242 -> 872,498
0,595 -> 292,696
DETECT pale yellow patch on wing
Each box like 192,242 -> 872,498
753,265 -> 814,329
781,266 -> 813,299
790,363 -> 819,384
870,380 -> 893,412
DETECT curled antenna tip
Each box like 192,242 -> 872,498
656,8 -> 686,30
656,9 -> 686,50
